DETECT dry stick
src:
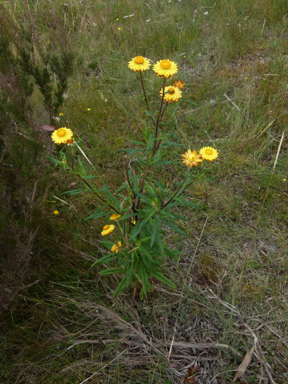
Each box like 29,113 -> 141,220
168,217 -> 208,361
208,290 -> 277,384
78,349 -> 128,384
261,18 -> 266,37
224,93 -> 241,112
261,132 -> 285,210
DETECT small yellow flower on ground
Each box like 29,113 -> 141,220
153,59 -> 178,78
87,108 -> 90,111
200,147 -> 218,161
109,213 -> 121,221
59,113 -> 64,116
101,225 -> 115,236
111,241 -> 123,253
283,179 -> 286,182
160,86 -> 182,103
51,127 -> 73,144
174,80 -> 186,89
54,210 -> 59,215
118,27 -> 121,30
181,149 -> 203,167
128,56 -> 151,72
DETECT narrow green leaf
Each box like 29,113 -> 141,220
61,189 -> 87,195
151,271 -> 175,288
85,207 -> 111,220
113,276 -> 128,297
92,253 -> 117,266
165,219 -> 187,236
99,267 -> 121,276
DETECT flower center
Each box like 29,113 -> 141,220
56,128 -> 66,137
168,87 -> 175,94
205,149 -> 213,155
134,56 -> 144,64
103,225 -> 110,230
188,153 -> 196,162
160,60 -> 171,69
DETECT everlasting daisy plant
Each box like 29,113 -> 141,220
160,86 -> 182,103
128,56 -> 151,72
51,127 -> 73,144
49,56 -> 219,298
153,59 -> 178,78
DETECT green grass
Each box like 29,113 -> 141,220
1,0 -> 288,383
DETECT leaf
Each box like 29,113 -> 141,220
182,199 -> 203,209
113,276 -> 128,297
151,217 -> 159,247
144,110 -> 155,119
151,271 -> 175,288
164,247 -> 181,260
118,148 -> 144,154
165,220 -> 187,236
99,267 -> 121,276
92,253 -> 117,266
40,125 -> 55,131
61,189 -> 87,195
99,240 -> 114,249
84,207 -> 111,221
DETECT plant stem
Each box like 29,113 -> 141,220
153,77 -> 166,156
77,175 -> 121,214
139,71 -> 155,127
161,170 -> 190,209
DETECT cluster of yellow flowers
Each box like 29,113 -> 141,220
101,214 -> 123,253
181,147 -> 218,167
128,56 -> 185,103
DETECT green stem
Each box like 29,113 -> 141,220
140,71 -> 155,127
161,169 -> 190,209
77,175 -> 121,215
153,77 -> 166,156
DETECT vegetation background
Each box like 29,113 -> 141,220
1,0 -> 288,383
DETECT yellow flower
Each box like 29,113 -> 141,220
101,225 -> 115,236
87,108 -> 91,111
181,149 -> 203,167
128,56 -> 151,72
59,113 -> 63,116
51,127 -> 73,144
54,210 -> 59,215
174,80 -> 186,89
283,179 -> 286,182
109,214 -> 121,221
118,27 -> 121,30
111,241 -> 123,253
200,147 -> 218,161
160,86 -> 182,103
153,59 -> 178,78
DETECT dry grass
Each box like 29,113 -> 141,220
1,0 -> 288,383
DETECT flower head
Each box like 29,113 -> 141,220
160,86 -> 182,103
54,210 -> 59,215
101,225 -> 115,236
51,127 -> 73,144
128,56 -> 151,72
109,214 -> 121,221
181,149 -> 203,167
153,59 -> 178,78
200,147 -> 218,161
174,80 -> 186,89
111,241 -> 123,253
